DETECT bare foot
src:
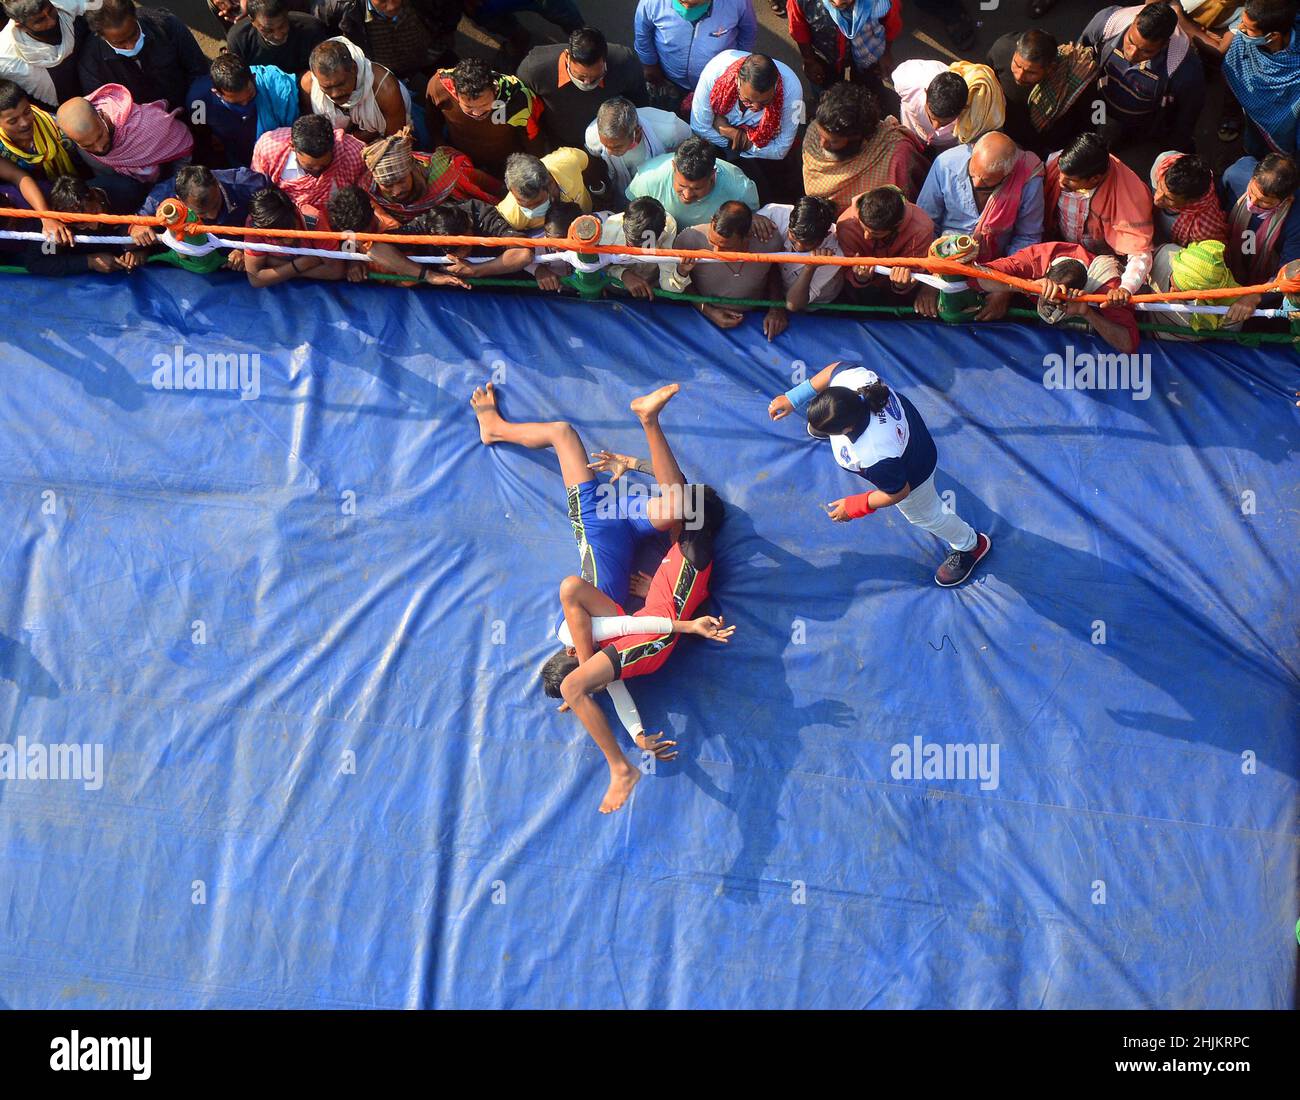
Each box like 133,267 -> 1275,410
471,382 -> 504,444
599,760 -> 641,814
630,383 -> 679,423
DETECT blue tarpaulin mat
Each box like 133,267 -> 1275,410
0,269 -> 1295,1009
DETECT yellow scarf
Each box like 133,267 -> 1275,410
0,104 -> 74,180
950,62 -> 1006,145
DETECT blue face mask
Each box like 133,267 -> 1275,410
519,198 -> 552,220
1237,29 -> 1270,46
673,1 -> 709,23
111,29 -> 145,58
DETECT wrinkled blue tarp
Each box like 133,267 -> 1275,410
0,269 -> 1295,1008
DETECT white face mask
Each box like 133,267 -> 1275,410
520,198 -> 552,220
111,29 -> 145,58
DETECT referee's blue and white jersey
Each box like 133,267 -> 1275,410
825,364 -> 939,494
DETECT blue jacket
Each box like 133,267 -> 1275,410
633,0 -> 757,90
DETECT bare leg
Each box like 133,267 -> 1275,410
629,384 -> 690,532
471,382 -> 592,487
560,574 -> 623,662
629,383 -> 685,488
561,651 -> 641,814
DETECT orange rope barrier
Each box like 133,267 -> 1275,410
4,206 -> 1296,305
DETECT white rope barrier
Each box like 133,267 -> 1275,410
0,227 -> 1291,317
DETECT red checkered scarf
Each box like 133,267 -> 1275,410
708,56 -> 784,149
86,83 -> 193,182
1155,154 -> 1228,247
252,126 -> 370,214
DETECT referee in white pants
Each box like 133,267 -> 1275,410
768,360 -> 991,587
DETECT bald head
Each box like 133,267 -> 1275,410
56,97 -> 111,155
969,132 -> 1018,189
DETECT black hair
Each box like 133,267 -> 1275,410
712,199 -> 753,239
695,484 -> 726,536
541,649 -> 578,699
310,38 -> 355,76
399,204 -> 471,256
248,186 -> 297,229
1163,154 -> 1211,200
567,26 -> 607,66
173,164 -> 217,204
451,57 -> 495,100
814,81 -> 878,138
1045,256 -> 1087,289
1014,28 -> 1058,65
85,0 -> 134,33
1256,152 -> 1300,197
543,200 -> 581,239
291,113 -> 333,157
1135,2 -> 1177,40
0,78 -> 28,113
788,195 -> 834,246
48,174 -> 91,214
1058,131 -> 1109,180
326,184 -> 373,233
210,52 -> 253,94
737,54 -> 779,94
1245,0 -> 1298,35
622,196 -> 666,249
807,378 -> 892,435
673,136 -> 717,182
857,186 -> 905,232
926,71 -> 968,122
247,0 -> 287,20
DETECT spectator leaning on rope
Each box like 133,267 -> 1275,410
835,184 -> 935,298
129,162 -> 270,273
1042,131 -> 1154,305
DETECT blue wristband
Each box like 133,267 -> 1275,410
785,379 -> 817,410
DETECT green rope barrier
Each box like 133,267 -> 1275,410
2,261 -> 1296,348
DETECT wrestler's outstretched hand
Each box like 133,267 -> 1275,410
635,731 -> 678,761
686,615 -> 735,642
588,450 -> 636,480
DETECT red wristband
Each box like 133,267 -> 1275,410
843,493 -> 876,518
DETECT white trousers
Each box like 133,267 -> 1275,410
895,473 -> 977,553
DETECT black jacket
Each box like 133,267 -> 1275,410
312,0 -> 460,53
77,8 -> 210,111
